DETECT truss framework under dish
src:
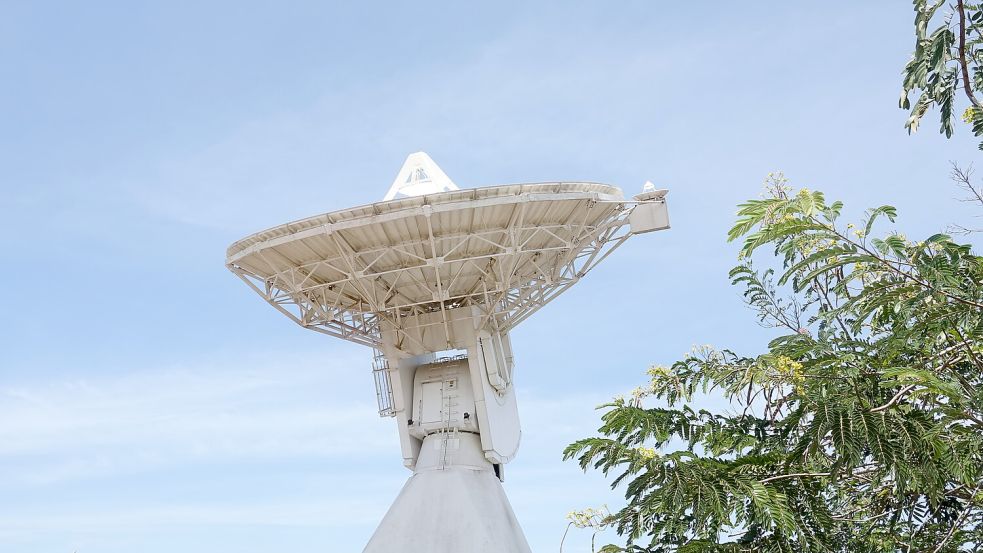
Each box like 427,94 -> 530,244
228,199 -> 637,352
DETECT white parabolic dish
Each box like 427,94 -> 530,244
227,182 -> 668,353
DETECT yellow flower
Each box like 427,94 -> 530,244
567,506 -> 612,528
963,106 -> 976,123
646,365 -> 670,378
774,355 -> 805,393
636,446 -> 659,460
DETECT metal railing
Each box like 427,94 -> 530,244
372,349 -> 396,417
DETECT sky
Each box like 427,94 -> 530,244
1,1 -> 981,552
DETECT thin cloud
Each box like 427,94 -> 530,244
0,348 -> 392,487
0,347 -> 625,551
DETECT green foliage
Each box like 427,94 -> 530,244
565,176 -> 983,552
901,0 -> 983,148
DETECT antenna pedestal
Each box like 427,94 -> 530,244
366,321 -> 527,552
363,433 -> 532,553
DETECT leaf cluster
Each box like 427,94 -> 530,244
901,0 -> 983,148
565,181 -> 983,552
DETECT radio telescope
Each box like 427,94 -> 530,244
226,151 -> 670,552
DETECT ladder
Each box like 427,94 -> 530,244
438,375 -> 460,469
371,348 -> 396,418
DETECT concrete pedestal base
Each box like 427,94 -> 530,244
362,433 -> 531,553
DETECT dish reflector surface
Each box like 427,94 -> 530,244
227,182 -> 633,349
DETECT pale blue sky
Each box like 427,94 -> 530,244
1,2 -> 980,552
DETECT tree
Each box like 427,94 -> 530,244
564,176 -> 983,552
901,0 -> 983,148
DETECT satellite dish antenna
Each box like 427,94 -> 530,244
226,153 -> 670,553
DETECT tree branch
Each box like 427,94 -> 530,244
929,485 -> 980,553
872,384 -> 918,413
760,472 -> 831,484
560,521 -> 573,553
957,0 -> 981,108
951,163 -> 983,207
816,217 -> 983,310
